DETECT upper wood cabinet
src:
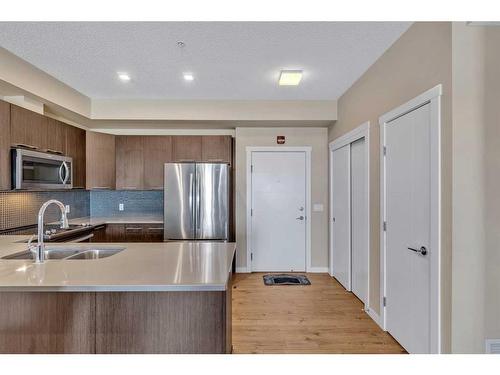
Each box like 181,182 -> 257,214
172,136 -> 202,162
0,101 -> 11,191
143,136 -> 172,190
201,136 -> 232,164
65,125 -> 86,189
116,136 -> 144,190
46,118 -> 66,155
86,131 -> 116,190
10,105 -> 47,151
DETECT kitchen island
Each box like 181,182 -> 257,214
0,237 -> 235,354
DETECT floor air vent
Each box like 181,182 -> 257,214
486,340 -> 500,354
263,274 -> 311,286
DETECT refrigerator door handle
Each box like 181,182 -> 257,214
189,172 -> 195,237
195,168 -> 201,237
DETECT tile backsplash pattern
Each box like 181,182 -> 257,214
90,190 -> 163,217
0,190 -> 90,231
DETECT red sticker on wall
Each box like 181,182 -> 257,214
277,136 -> 285,144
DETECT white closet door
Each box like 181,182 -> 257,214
385,103 -> 431,353
331,145 -> 351,289
350,137 -> 367,304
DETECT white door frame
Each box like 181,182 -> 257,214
379,84 -> 442,353
329,122 -> 370,311
246,146 -> 312,272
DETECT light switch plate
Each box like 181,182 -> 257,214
119,203 -> 124,211
313,203 -> 324,212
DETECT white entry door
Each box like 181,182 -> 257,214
250,151 -> 306,272
384,102 -> 432,353
350,138 -> 367,304
331,145 -> 350,289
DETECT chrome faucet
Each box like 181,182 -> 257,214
30,199 -> 69,263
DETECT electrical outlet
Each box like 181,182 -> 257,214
65,205 -> 70,214
119,203 -> 124,211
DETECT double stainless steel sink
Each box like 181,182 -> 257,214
1,247 -> 125,260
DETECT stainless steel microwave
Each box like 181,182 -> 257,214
11,148 -> 73,190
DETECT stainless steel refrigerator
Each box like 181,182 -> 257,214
164,163 -> 229,241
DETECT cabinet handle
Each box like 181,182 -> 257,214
125,227 -> 142,231
207,159 -> 224,162
178,159 -> 195,162
122,187 -> 138,190
147,227 -> 163,231
15,143 -> 38,150
46,149 -> 63,155
91,186 -> 112,190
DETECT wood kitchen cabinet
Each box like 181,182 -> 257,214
116,136 -> 144,190
86,131 -> 116,190
124,224 -> 163,242
94,224 -> 163,242
10,104 -> 48,151
201,135 -> 232,164
45,118 -> 66,155
143,136 -> 172,190
65,125 -> 86,188
0,100 -> 10,190
142,224 -> 164,242
91,225 -> 107,242
172,136 -> 202,162
104,224 -> 125,242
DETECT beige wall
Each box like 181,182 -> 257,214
328,22 -> 453,352
0,47 -> 90,117
451,22 -> 487,354
235,127 -> 329,270
484,27 -> 500,345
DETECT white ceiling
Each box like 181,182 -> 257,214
0,22 -> 411,100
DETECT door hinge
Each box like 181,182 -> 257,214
250,252 -> 253,261
383,221 -> 387,231
250,165 -> 254,173
383,297 -> 387,307
250,208 -> 253,216
383,146 -> 387,156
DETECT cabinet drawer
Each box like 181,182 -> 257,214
143,225 -> 164,242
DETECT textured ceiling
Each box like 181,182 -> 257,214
0,22 -> 411,100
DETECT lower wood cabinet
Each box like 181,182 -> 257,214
0,290 -> 231,354
91,223 -> 164,243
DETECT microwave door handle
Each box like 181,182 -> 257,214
58,163 -> 64,183
62,161 -> 70,184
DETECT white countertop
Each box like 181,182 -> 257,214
0,236 -> 235,292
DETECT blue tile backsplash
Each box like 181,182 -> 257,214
0,189 -> 163,231
90,190 -> 163,217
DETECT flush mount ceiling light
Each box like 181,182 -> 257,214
278,70 -> 303,86
183,73 -> 194,81
117,72 -> 131,82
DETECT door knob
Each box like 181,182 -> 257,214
407,246 -> 427,256
298,207 -> 304,211
296,216 -> 305,220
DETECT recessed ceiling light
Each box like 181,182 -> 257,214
278,70 -> 303,86
117,72 -> 131,82
183,73 -> 194,81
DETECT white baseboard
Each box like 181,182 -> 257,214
307,267 -> 329,273
235,267 -> 250,273
365,306 -> 384,330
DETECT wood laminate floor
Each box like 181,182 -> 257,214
232,273 -> 405,354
